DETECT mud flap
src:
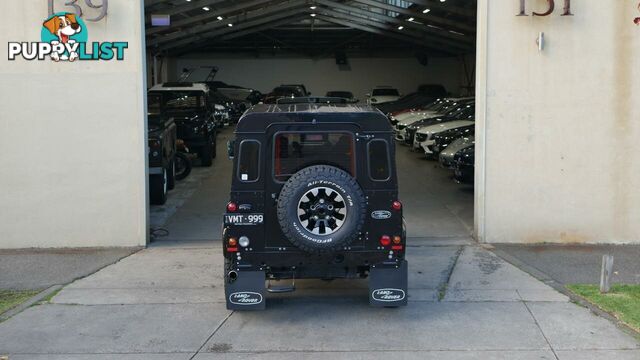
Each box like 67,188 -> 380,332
369,260 -> 408,307
225,270 -> 266,311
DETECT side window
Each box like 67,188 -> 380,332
237,140 -> 260,182
368,139 -> 390,181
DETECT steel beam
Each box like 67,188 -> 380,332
148,0 -> 307,47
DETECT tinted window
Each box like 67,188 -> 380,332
274,133 -> 354,182
238,140 -> 260,182
162,91 -> 206,110
368,140 -> 390,181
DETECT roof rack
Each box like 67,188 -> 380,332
276,97 -> 348,105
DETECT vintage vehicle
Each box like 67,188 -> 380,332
262,86 -> 307,104
147,112 -> 177,205
416,118 -> 475,156
453,146 -> 475,184
366,87 -> 401,105
148,83 -> 218,166
223,103 -> 408,310
326,91 -> 358,103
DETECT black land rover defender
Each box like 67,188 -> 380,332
223,103 -> 407,310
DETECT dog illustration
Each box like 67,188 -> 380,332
42,13 -> 82,62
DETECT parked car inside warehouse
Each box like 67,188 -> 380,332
326,91 -> 358,103
392,97 -> 469,138
453,146 -> 475,184
148,83 -> 218,167
366,86 -> 401,105
376,84 -> 447,115
146,104 -> 177,205
415,103 -> 475,156
399,98 -> 475,145
439,135 -> 475,169
263,85 -> 307,104
430,124 -> 475,157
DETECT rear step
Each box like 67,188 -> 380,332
267,276 -> 296,293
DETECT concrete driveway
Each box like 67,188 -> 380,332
0,240 -> 637,359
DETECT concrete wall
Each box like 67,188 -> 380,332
0,1 -> 148,248
173,55 -> 468,98
476,0 -> 640,244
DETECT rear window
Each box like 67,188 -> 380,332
274,133 -> 355,182
238,140 -> 260,182
368,140 -> 391,181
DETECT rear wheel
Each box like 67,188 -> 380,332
175,152 -> 192,181
277,165 -> 366,253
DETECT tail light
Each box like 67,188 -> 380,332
392,201 -> 402,211
380,235 -> 391,247
393,236 -> 402,244
227,202 -> 238,212
228,238 -> 238,246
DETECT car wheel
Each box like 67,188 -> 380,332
150,169 -> 168,205
277,165 -> 366,254
167,158 -> 176,190
175,152 -> 192,181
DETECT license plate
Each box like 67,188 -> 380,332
224,213 -> 264,225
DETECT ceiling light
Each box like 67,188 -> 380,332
310,5 -> 317,9
202,6 -> 209,11
217,16 -> 223,20
408,17 -> 414,21
397,26 -> 404,30
227,23 -> 233,27
310,13 -> 316,17
423,8 -> 431,13
440,0 -> 446,2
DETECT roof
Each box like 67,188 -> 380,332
149,83 -> 209,93
237,103 -> 392,133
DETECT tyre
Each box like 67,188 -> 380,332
150,169 -> 168,205
175,152 -> 192,181
200,136 -> 214,167
277,165 -> 366,253
167,158 -> 176,190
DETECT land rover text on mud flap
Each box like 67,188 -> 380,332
223,103 -> 408,310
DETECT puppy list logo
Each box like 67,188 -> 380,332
8,12 -> 128,62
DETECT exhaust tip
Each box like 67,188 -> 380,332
228,271 -> 238,282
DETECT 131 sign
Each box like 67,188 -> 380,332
518,0 -> 573,16
48,0 -> 108,22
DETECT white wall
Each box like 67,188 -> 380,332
174,55 -> 466,98
0,1 -> 147,248
476,0 -> 640,244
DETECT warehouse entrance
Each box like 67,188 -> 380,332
143,0 -> 478,244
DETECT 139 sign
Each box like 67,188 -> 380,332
48,0 -> 108,22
